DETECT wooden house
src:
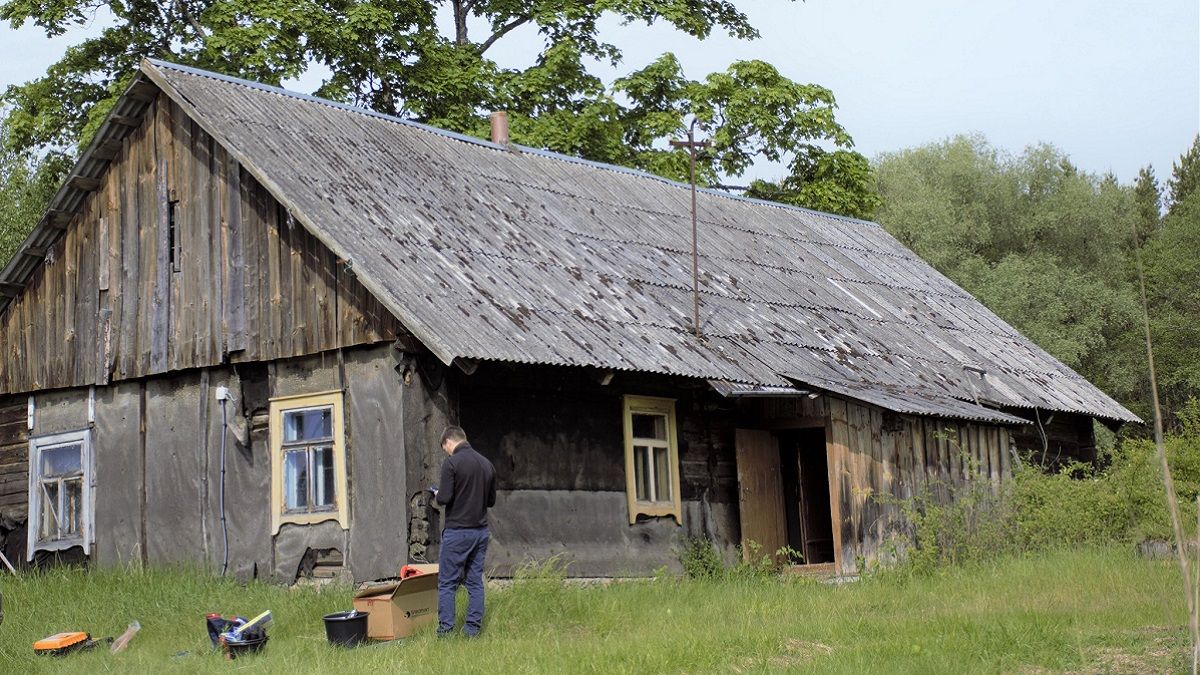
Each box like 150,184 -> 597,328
0,61 -> 1138,580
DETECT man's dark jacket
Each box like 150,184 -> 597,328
436,442 -> 497,529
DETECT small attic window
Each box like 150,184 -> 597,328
168,200 -> 181,273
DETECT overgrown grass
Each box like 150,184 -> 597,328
0,548 -> 1185,673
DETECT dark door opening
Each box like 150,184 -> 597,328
778,428 -> 835,565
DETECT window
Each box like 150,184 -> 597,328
27,431 -> 92,558
269,392 -> 348,533
622,396 -> 682,524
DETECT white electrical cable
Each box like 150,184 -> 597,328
219,397 -> 229,577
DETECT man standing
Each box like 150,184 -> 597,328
431,426 -> 496,638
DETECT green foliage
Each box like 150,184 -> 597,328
679,536 -> 725,579
1167,134 -> 1200,214
1142,193 -> 1200,419
2,0 -> 878,218
872,135 -> 1174,423
891,472 -> 1016,575
677,537 -> 805,580
1008,462 -> 1132,550
0,108 -> 67,266
893,422 -> 1200,576
747,147 -> 882,219
1133,165 -> 1161,247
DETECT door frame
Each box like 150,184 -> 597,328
734,420 -> 841,573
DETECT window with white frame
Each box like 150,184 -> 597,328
622,396 -> 682,524
28,430 -> 92,558
269,392 -> 348,533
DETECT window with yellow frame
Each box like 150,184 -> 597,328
269,391 -> 348,534
622,395 -> 682,524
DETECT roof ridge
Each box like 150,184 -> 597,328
143,59 -> 881,229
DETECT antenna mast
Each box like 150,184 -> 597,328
670,120 -> 710,338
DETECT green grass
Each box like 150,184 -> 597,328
0,547 -> 1187,673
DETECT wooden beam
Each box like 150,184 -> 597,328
69,176 -> 102,192
92,139 -> 123,160
44,211 -> 71,230
0,282 -> 23,297
21,247 -> 47,259
454,357 -> 479,375
109,115 -> 140,127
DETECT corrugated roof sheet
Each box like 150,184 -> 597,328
19,59 -> 1140,425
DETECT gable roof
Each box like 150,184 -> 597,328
1,59 -> 1140,425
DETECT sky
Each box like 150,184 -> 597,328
1,0 -> 1197,184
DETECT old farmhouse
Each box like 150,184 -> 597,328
0,60 -> 1138,581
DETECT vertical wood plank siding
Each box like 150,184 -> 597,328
0,94 -> 404,395
825,398 -> 1014,574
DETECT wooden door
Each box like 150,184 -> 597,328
735,429 -> 787,562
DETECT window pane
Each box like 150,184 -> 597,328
41,444 -> 82,477
631,413 -> 667,441
284,450 -> 308,510
312,447 -> 335,508
63,477 -> 83,537
654,447 -> 672,503
40,481 -> 59,539
284,407 -> 332,442
634,445 -> 651,501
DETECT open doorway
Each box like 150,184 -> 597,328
778,428 -> 835,564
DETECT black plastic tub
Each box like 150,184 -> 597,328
323,611 -> 369,647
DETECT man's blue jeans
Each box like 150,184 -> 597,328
437,527 -> 490,636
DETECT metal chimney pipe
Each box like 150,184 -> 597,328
489,111 -> 509,145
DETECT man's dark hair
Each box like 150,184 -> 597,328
441,426 -> 468,447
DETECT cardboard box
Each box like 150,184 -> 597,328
352,565 -> 439,640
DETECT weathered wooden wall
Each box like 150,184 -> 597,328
0,93 -> 403,395
0,343 -> 408,581
825,398 -> 1014,575
738,395 -> 1015,575
1008,411 -> 1096,467
0,398 -> 30,563
448,363 -> 741,576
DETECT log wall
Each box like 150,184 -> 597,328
0,93 -> 403,395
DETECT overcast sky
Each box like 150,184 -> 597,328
2,0 -> 1197,184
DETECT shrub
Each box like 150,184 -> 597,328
891,475 -> 1016,575
1009,461 -> 1129,549
677,537 -> 799,580
679,537 -> 724,580
891,424 -> 1200,574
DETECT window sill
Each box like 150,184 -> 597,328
276,511 -> 347,533
32,538 -> 86,553
629,504 -> 681,525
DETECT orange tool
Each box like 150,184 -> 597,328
33,631 -> 100,656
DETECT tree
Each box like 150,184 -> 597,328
0,108 -> 68,266
1,0 -> 878,217
873,135 -> 1145,419
1167,134 -> 1200,215
1143,187 -> 1200,425
1133,165 -> 1161,247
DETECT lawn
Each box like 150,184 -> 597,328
0,547 -> 1187,673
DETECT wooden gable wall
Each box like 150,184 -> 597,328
0,93 -> 405,395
